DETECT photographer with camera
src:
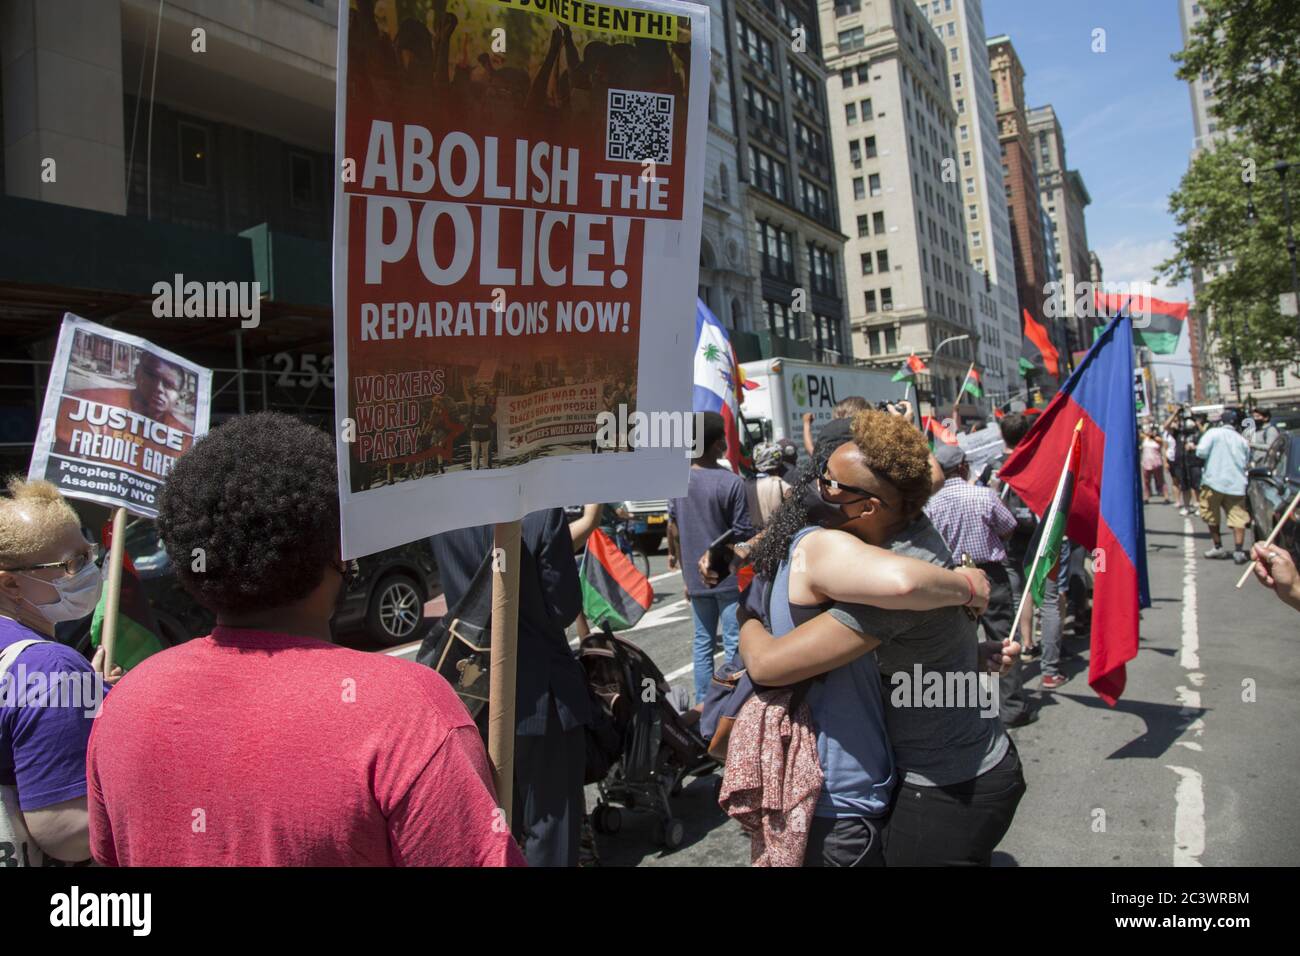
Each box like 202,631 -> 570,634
1164,405 -> 1202,516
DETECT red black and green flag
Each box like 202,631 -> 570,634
581,527 -> 653,631
1023,421 -> 1083,606
1093,291 -> 1187,355
90,520 -> 166,671
921,415 -> 959,447
1019,308 -> 1061,379
960,367 -> 984,398
892,353 -> 928,382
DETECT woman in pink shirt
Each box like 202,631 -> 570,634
86,412 -> 524,867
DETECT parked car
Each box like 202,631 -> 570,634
60,519 -> 439,655
1246,432 -> 1300,564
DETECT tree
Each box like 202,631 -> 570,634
1174,0 -> 1300,156
1162,143 -> 1298,368
1163,0 -> 1300,371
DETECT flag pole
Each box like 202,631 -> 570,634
953,362 -> 975,434
488,518 -> 522,827
1008,422 -> 1083,642
1235,486 -> 1300,589
99,506 -> 128,677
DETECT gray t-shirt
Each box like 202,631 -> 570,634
827,516 -> 1009,787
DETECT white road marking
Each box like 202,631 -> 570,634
648,570 -> 680,585
1169,516 -> 1207,867
664,650 -> 723,684
1181,521 -> 1200,670
1165,765 -> 1206,867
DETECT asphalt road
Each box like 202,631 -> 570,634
391,502 -> 1300,867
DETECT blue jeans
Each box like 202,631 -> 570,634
690,592 -> 739,705
1039,541 -> 1070,677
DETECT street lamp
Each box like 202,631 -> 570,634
929,333 -> 970,422
1244,159 -> 1300,333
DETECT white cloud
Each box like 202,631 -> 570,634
1093,236 -> 1192,302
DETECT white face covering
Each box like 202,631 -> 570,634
20,561 -> 103,623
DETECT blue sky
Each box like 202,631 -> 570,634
984,0 -> 1196,390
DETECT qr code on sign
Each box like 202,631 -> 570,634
606,89 -> 674,165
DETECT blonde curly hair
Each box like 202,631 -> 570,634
0,477 -> 81,568
849,409 -> 935,519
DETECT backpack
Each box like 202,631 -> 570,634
415,550 -> 495,720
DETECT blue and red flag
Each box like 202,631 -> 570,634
999,313 -> 1150,704
694,299 -> 748,471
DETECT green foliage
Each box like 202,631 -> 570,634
1174,0 -> 1300,155
1164,0 -> 1300,368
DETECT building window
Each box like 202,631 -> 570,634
838,26 -> 865,51
757,220 -> 795,281
808,244 -> 837,297
853,176 -> 866,200
873,211 -> 885,233
744,81 -> 784,135
963,150 -> 972,167
960,124 -> 969,141
764,298 -> 797,339
964,177 -> 975,194
749,146 -> 788,201
877,250 -> 890,272
953,73 -> 962,89
857,64 -> 870,83
290,152 -> 314,209
738,18 -> 776,71
865,290 -> 877,313
1275,368 -> 1286,388
861,253 -> 874,275
885,327 -> 897,351
869,329 -> 882,355
841,67 -> 855,87
178,122 -> 211,188
881,287 -> 894,310
846,102 -> 858,124
850,140 -> 862,168
956,98 -> 965,113
950,46 -> 959,62
864,135 -> 878,158
967,204 -> 977,220
857,214 -> 869,237
860,98 -> 873,119
869,173 -> 882,196
972,230 -> 982,246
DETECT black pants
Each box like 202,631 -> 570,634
979,562 -> 1026,724
512,699 -> 587,867
803,815 -> 885,867
883,741 -> 1027,866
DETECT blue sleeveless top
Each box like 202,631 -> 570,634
771,527 -> 895,818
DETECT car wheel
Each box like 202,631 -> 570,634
366,573 -> 427,647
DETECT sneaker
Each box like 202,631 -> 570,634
1232,550 -> 1250,566
1041,673 -> 1070,690
1204,546 -> 1229,559
1178,507 -> 1190,516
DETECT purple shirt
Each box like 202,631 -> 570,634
0,616 -> 97,811
924,477 -> 1018,565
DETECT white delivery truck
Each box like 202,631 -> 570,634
739,358 -> 905,458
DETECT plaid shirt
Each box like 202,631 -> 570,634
924,477 -> 1018,565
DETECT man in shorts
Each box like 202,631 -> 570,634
1196,409 -> 1252,565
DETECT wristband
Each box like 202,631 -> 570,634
962,572 -> 976,606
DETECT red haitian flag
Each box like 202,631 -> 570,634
999,314 -> 1150,704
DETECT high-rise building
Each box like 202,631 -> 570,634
988,35 -> 1065,386
729,0 -> 851,362
817,0 -> 980,410
917,0 -> 1020,401
1027,104 -> 1093,358
698,0 -> 758,333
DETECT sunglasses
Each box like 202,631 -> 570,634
818,472 -> 893,511
4,544 -> 101,578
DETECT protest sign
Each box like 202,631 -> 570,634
958,424 -> 1008,481
28,314 -> 212,519
333,0 -> 709,558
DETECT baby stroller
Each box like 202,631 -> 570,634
580,626 -> 719,849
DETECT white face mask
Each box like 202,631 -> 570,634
20,561 -> 103,623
